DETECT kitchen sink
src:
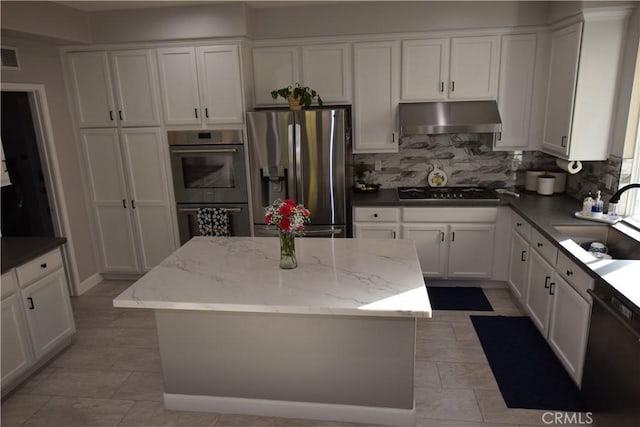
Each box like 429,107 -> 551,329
552,224 -> 640,260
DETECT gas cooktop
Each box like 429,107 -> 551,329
397,186 -> 500,201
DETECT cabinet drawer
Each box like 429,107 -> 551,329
556,252 -> 594,301
511,211 -> 531,241
530,228 -> 558,266
353,207 -> 399,222
402,207 -> 497,222
15,249 -> 63,288
1,270 -> 18,300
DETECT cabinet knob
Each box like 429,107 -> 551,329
537,242 -> 543,248
516,223 -> 522,227
373,213 -> 378,218
566,269 -> 573,276
40,263 -> 47,269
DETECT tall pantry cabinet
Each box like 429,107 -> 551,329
66,50 -> 176,274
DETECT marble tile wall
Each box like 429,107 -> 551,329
353,133 -> 625,202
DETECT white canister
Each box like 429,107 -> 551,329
536,175 -> 556,195
548,172 -> 567,193
525,171 -> 545,192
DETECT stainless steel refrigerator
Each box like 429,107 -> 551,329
247,108 -> 351,238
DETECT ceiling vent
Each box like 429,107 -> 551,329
1,46 -> 20,70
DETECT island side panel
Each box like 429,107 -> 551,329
155,309 -> 416,409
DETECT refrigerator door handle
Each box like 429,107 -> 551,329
287,123 -> 296,201
301,227 -> 343,236
294,123 -> 303,205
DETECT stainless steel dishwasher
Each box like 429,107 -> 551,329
581,280 -> 640,427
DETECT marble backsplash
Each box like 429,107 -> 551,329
353,133 -> 625,202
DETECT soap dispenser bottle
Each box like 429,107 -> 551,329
582,191 -> 594,216
591,190 -> 604,218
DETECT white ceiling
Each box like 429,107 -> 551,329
54,1 -> 340,12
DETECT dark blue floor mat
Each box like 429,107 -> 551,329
426,286 -> 493,311
471,315 -> 586,411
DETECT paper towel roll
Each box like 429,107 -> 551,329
555,159 -> 583,174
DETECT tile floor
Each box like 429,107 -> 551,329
1,281 -> 565,426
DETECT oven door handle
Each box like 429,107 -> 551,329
587,289 -> 640,341
178,207 -> 242,213
171,148 -> 238,154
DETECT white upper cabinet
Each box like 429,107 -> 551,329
157,45 -> 244,126
67,51 -> 117,128
252,44 -> 351,106
495,33 -> 537,150
156,47 -> 201,125
542,9 -> 630,160
110,49 -> 162,127
401,35 -> 499,101
67,49 -> 161,128
353,41 -> 400,153
252,46 -> 300,106
301,43 -> 351,103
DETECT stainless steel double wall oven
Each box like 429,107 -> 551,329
168,130 -> 250,244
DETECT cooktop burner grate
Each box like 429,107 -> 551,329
397,186 -> 500,201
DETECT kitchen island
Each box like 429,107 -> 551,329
114,237 -> 430,426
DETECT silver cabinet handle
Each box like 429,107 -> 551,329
171,148 -> 237,154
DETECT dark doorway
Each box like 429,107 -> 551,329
1,91 -> 55,237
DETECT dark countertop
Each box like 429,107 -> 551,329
1,237 -> 68,273
351,188 -> 640,310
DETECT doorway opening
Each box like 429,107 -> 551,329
1,91 -> 55,237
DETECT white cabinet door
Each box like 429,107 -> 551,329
197,45 -> 244,124
80,129 -> 139,273
66,51 -> 117,128
301,43 -> 351,103
21,269 -> 75,359
353,41 -> 399,153
119,128 -> 176,271
448,224 -> 495,278
507,231 -> 529,303
252,46 -> 300,105
402,224 -> 448,277
548,275 -> 591,385
353,223 -> 399,239
495,34 -> 537,150
449,36 -> 499,100
1,294 -> 34,387
525,250 -> 554,336
401,38 -> 448,101
542,23 -> 582,157
110,49 -> 161,127
156,47 -> 201,125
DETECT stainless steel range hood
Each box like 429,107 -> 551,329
399,101 -> 502,135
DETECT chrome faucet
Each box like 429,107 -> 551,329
609,183 -> 640,204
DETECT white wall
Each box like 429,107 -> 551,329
248,1 -> 550,40
1,35 -> 99,284
88,3 -> 249,43
0,1 -> 91,43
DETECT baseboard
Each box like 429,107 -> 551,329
164,393 -> 415,427
426,279 -> 508,288
76,273 -> 103,295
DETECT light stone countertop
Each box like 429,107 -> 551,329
113,237 -> 431,318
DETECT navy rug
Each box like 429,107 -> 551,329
471,315 -> 585,411
426,286 -> 493,311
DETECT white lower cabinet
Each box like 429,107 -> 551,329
352,207 -> 400,239
1,248 -> 75,396
401,207 -> 496,279
80,128 -> 176,273
507,231 -> 529,303
525,249 -> 555,336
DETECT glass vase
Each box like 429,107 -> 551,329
279,231 -> 297,269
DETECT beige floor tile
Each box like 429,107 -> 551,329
71,294 -> 122,312
416,419 -> 518,427
416,339 -> 487,364
414,360 -> 442,388
112,310 -> 156,329
416,321 -> 457,341
0,394 -> 50,427
83,280 -> 136,297
451,321 -> 481,342
415,387 -> 483,421
21,396 -> 133,426
216,413 -> 316,426
118,401 -> 219,426
72,327 -> 158,349
474,389 -> 548,425
110,347 -> 162,372
14,367 -> 58,395
436,362 -> 498,390
112,372 -> 164,401
23,368 -> 131,399
51,345 -> 119,370
72,309 -> 122,329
